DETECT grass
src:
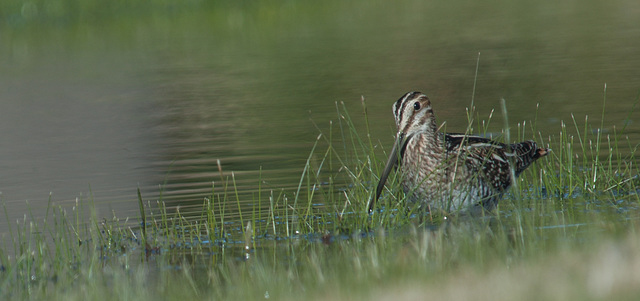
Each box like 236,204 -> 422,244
1,91 -> 640,300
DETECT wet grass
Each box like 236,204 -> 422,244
2,91 -> 640,300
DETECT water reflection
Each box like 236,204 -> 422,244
1,0 -> 639,235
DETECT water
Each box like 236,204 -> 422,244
1,0 -> 639,235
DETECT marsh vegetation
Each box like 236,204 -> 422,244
2,0 -> 640,300
2,94 -> 640,300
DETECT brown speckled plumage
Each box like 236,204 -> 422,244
371,92 -> 550,213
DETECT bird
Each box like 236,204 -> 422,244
370,91 -> 550,214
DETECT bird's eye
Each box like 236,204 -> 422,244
413,102 -> 421,110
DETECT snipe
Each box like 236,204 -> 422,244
371,92 -> 550,214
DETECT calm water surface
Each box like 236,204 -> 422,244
1,0 -> 639,235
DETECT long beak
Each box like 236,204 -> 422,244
369,132 -> 404,212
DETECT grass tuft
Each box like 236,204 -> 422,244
1,90 -> 640,300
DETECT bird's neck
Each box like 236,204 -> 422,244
406,130 -> 444,159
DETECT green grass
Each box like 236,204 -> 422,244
1,92 -> 640,300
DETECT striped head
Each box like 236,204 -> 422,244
393,92 -> 438,140
371,91 -> 438,212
